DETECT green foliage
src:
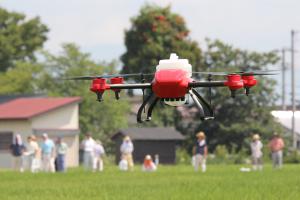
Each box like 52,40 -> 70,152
284,150 -> 300,164
176,39 -> 283,152
175,147 -> 191,165
214,145 -> 229,160
121,4 -> 202,75
0,7 -> 48,71
38,43 -> 130,143
0,62 -> 43,94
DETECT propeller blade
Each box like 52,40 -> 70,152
192,70 -> 279,76
63,73 -> 154,80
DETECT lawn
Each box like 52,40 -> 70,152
1,164 -> 300,200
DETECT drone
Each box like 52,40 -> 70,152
66,53 -> 276,123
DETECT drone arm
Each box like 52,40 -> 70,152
109,83 -> 151,90
188,81 -> 226,88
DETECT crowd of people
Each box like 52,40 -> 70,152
10,131 -> 286,173
10,133 -> 68,173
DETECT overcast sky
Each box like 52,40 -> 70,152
1,0 -> 300,102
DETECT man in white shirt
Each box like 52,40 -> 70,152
120,136 -> 134,171
80,133 -> 95,171
93,140 -> 105,172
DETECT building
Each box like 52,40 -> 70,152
0,97 -> 81,169
111,127 -> 184,164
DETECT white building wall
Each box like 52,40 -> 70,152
31,104 -> 79,129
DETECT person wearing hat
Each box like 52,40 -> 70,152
120,135 -> 134,171
55,137 -> 68,172
93,140 -> 105,172
142,154 -> 157,172
193,131 -> 208,172
268,132 -> 285,169
250,134 -> 263,171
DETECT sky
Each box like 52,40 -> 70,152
1,0 -> 300,104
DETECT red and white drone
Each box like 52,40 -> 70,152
67,53 -> 275,123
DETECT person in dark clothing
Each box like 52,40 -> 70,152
192,132 -> 208,172
10,134 -> 26,172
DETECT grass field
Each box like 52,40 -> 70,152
1,164 -> 300,200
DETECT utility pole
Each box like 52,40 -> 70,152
291,30 -> 297,149
282,49 -> 286,110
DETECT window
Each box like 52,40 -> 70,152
0,132 -> 13,150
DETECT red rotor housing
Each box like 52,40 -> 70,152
242,75 -> 257,88
90,78 -> 109,93
110,77 -> 124,92
224,74 -> 244,90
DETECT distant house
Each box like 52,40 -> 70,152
271,110 -> 300,147
111,127 -> 184,164
0,97 -> 81,169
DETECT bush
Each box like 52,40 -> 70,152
176,148 -> 191,165
284,150 -> 300,164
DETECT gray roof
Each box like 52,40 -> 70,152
112,127 -> 184,141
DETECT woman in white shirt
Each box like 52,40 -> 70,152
26,135 -> 40,173
120,136 -> 134,171
250,134 -> 263,171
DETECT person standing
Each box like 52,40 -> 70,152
250,134 -> 263,171
93,140 -> 105,172
55,137 -> 68,172
80,133 -> 95,171
26,135 -> 40,173
268,132 -> 285,169
10,134 -> 26,172
120,136 -> 134,171
41,133 -> 55,172
193,131 -> 208,172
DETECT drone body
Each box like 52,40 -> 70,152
68,53 -> 274,123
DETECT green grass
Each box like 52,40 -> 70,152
1,164 -> 300,200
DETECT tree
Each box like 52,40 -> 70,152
121,4 -> 202,75
0,7 -> 48,71
39,44 -> 130,144
121,4 -> 202,126
175,39 -> 283,153
0,61 -> 43,94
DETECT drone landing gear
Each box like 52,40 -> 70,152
189,89 -> 214,121
137,92 -> 160,123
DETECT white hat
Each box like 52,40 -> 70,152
145,155 -> 151,160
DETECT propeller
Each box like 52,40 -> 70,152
192,70 -> 279,76
63,73 -> 154,80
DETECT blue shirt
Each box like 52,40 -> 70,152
41,139 -> 54,155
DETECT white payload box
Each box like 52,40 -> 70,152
156,53 -> 192,77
